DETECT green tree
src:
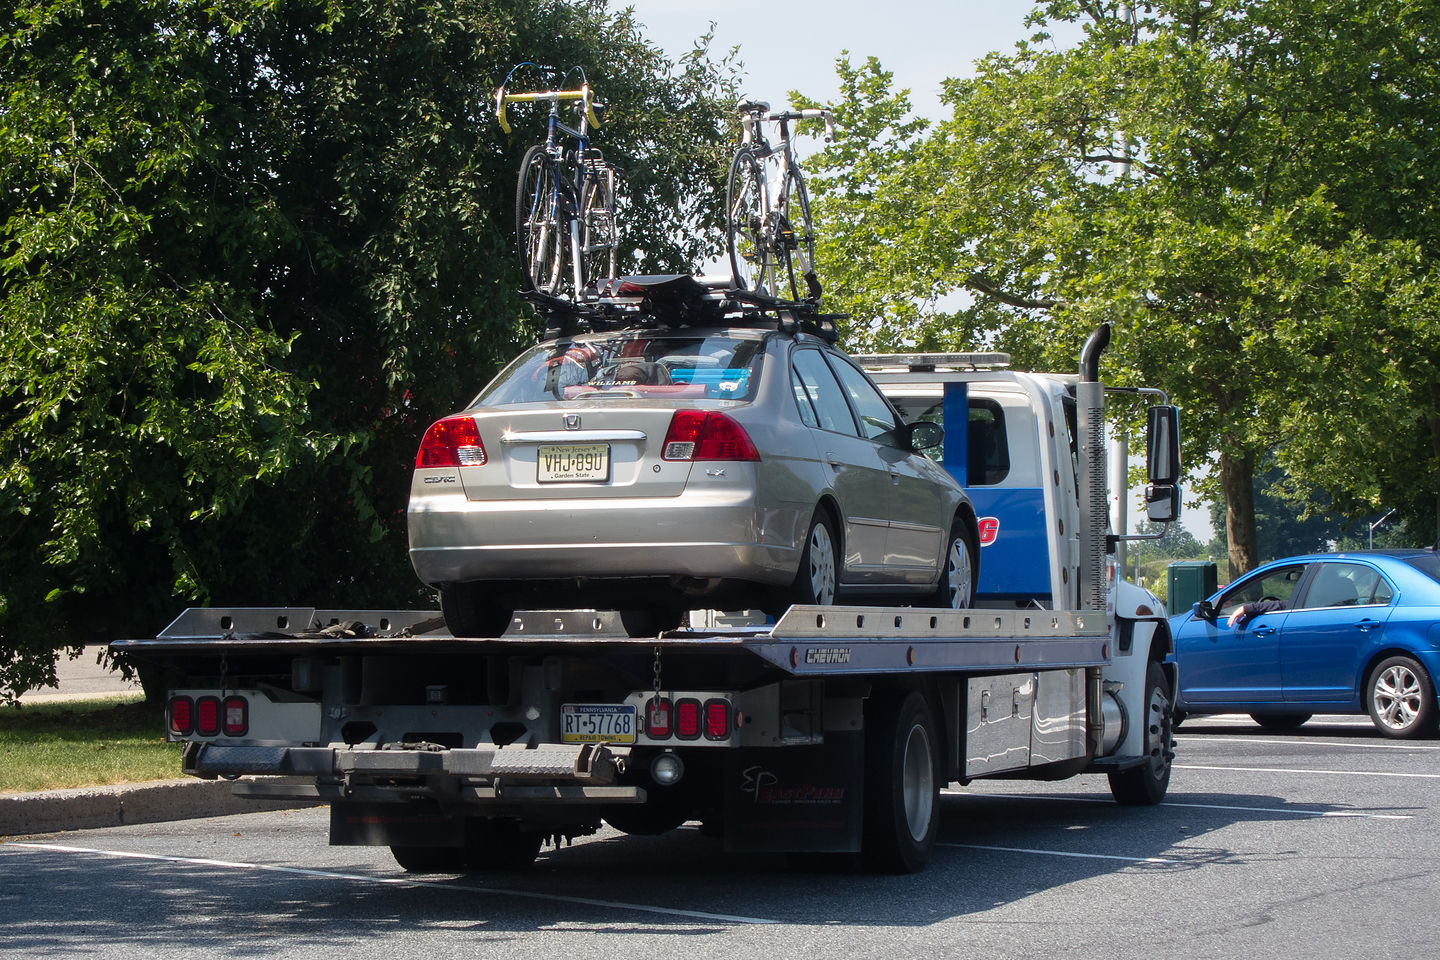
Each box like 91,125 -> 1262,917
0,0 -> 739,702
800,0 -> 1440,577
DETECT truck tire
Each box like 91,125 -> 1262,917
862,690 -> 941,873
463,818 -> 542,870
390,845 -> 467,873
1107,660 -> 1174,805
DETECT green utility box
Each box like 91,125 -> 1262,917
1167,560 -> 1218,616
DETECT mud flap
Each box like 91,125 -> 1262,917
329,801 -> 465,848
722,732 -> 864,853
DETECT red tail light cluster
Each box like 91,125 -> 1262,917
167,695 -> 247,738
416,416 -> 487,468
662,411 -> 760,462
644,696 -> 732,741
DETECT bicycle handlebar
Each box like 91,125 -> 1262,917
495,83 -> 603,134
738,103 -> 836,144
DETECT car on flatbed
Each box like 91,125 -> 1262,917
407,281 -> 980,637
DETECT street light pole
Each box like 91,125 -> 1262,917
1369,508 -> 1397,549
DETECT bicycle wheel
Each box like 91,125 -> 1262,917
579,162 -> 618,286
515,144 -> 565,294
783,168 -> 821,303
726,148 -> 775,295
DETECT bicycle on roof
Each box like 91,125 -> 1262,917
496,63 -> 621,298
725,100 -> 834,304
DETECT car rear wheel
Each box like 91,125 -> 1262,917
440,583 -> 513,638
1367,655 -> 1437,739
779,511 -> 838,609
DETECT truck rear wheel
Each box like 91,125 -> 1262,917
390,845 -> 466,873
1107,660 -> 1174,805
862,690 -> 941,873
464,818 -> 542,870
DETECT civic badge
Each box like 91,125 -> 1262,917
563,414 -> 582,430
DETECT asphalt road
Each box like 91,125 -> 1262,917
3,713 -> 1437,959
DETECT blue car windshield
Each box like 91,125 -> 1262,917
1403,553 -> 1440,585
476,333 -> 765,405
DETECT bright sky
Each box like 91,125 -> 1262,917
621,0 -> 1061,120
620,1 -> 1214,545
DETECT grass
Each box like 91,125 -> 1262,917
0,694 -> 183,794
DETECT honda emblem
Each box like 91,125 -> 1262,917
564,414 -> 582,430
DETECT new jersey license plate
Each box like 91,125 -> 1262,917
560,703 -> 637,743
537,443 -> 609,482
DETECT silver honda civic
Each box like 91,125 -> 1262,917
407,325 -> 979,635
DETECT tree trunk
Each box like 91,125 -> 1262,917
1220,449 -> 1259,579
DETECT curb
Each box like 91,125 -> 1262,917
0,778 -> 319,837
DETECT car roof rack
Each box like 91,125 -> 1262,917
523,274 -> 844,343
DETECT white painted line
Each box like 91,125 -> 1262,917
939,842 -> 1177,865
1179,735 -> 1440,751
942,789 -> 1411,820
1176,763 -> 1440,780
5,842 -> 778,925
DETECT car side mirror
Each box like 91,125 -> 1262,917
905,420 -> 944,452
1194,599 -> 1216,620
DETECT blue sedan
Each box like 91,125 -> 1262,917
1170,549 -> 1440,738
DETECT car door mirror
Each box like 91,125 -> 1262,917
905,420 -> 944,452
1193,599 -> 1216,620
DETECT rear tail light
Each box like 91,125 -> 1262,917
674,698 -> 701,740
704,698 -> 731,740
662,411 -> 760,462
416,416 -> 486,468
195,696 -> 222,737
223,696 -> 248,737
645,697 -> 672,738
168,696 -> 195,736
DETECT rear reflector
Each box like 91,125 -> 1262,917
662,411 -> 760,462
223,696 -> 248,737
416,416 -> 486,468
195,696 -> 222,737
674,698 -> 701,740
168,696 -> 195,736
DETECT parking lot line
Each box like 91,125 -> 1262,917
938,842 -> 1178,865
6,842 -> 779,925
944,789 -> 1412,819
1179,735 -> 1440,751
1176,763 -> 1440,780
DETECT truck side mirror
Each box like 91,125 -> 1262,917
1146,405 -> 1181,486
1145,483 -> 1181,523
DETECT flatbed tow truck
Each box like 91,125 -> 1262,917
113,282 -> 1183,874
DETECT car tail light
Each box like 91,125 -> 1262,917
704,698 -> 731,740
646,697 -> 672,738
168,696 -> 195,736
415,416 -> 486,468
674,698 -> 701,739
223,696 -> 249,737
195,696 -> 222,737
662,411 -> 760,462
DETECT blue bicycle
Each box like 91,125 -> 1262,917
497,64 -> 620,298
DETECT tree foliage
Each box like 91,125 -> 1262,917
0,0 -> 739,701
799,0 -> 1440,576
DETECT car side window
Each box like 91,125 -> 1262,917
792,349 -> 859,436
1217,564 -> 1307,617
825,354 -> 903,445
1303,562 -> 1392,609
791,367 -> 820,428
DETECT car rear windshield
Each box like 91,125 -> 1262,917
1403,553 -> 1440,585
476,332 -> 766,406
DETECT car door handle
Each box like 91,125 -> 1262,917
886,468 -> 901,486
1252,625 -> 1275,637
1356,619 -> 1382,632
825,451 -> 842,466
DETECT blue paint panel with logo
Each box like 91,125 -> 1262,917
940,382 -> 1053,604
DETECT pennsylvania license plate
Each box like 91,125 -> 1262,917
537,443 -> 610,482
560,703 -> 637,743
